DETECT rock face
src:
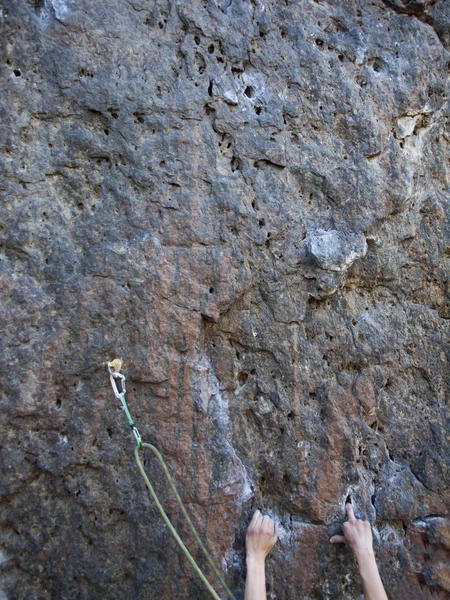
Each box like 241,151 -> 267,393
1,0 -> 450,598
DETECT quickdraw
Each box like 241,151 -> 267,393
106,359 -> 235,600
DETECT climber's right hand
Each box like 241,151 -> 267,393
330,503 -> 374,558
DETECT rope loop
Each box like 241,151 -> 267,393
106,359 -> 234,600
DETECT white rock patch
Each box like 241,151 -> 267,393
308,229 -> 367,272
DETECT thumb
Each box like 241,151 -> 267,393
330,535 -> 346,544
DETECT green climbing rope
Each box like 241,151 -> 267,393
107,360 -> 235,600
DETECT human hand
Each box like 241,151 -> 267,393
330,503 -> 388,600
246,510 -> 278,564
330,503 -> 374,558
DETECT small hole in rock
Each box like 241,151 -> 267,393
237,372 -> 248,386
244,86 -> 254,98
231,156 -> 241,171
372,59 -> 383,72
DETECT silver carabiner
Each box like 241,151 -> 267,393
132,426 -> 142,446
109,370 -> 126,399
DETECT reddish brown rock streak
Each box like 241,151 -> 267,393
1,0 -> 450,598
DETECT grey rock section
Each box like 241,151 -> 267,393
308,229 -> 367,272
1,0 -> 450,599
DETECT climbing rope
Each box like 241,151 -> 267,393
107,359 -> 235,600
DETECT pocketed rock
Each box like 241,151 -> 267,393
1,0 -> 449,599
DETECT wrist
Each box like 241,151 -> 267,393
246,554 -> 266,568
354,547 -> 376,565
354,544 -> 374,556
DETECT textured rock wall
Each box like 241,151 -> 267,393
1,0 -> 450,598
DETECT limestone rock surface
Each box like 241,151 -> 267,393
1,0 -> 450,599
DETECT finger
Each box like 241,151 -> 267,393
262,515 -> 272,531
330,535 -> 346,544
250,510 -> 261,526
273,522 -> 279,540
265,517 -> 276,537
345,503 -> 356,522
